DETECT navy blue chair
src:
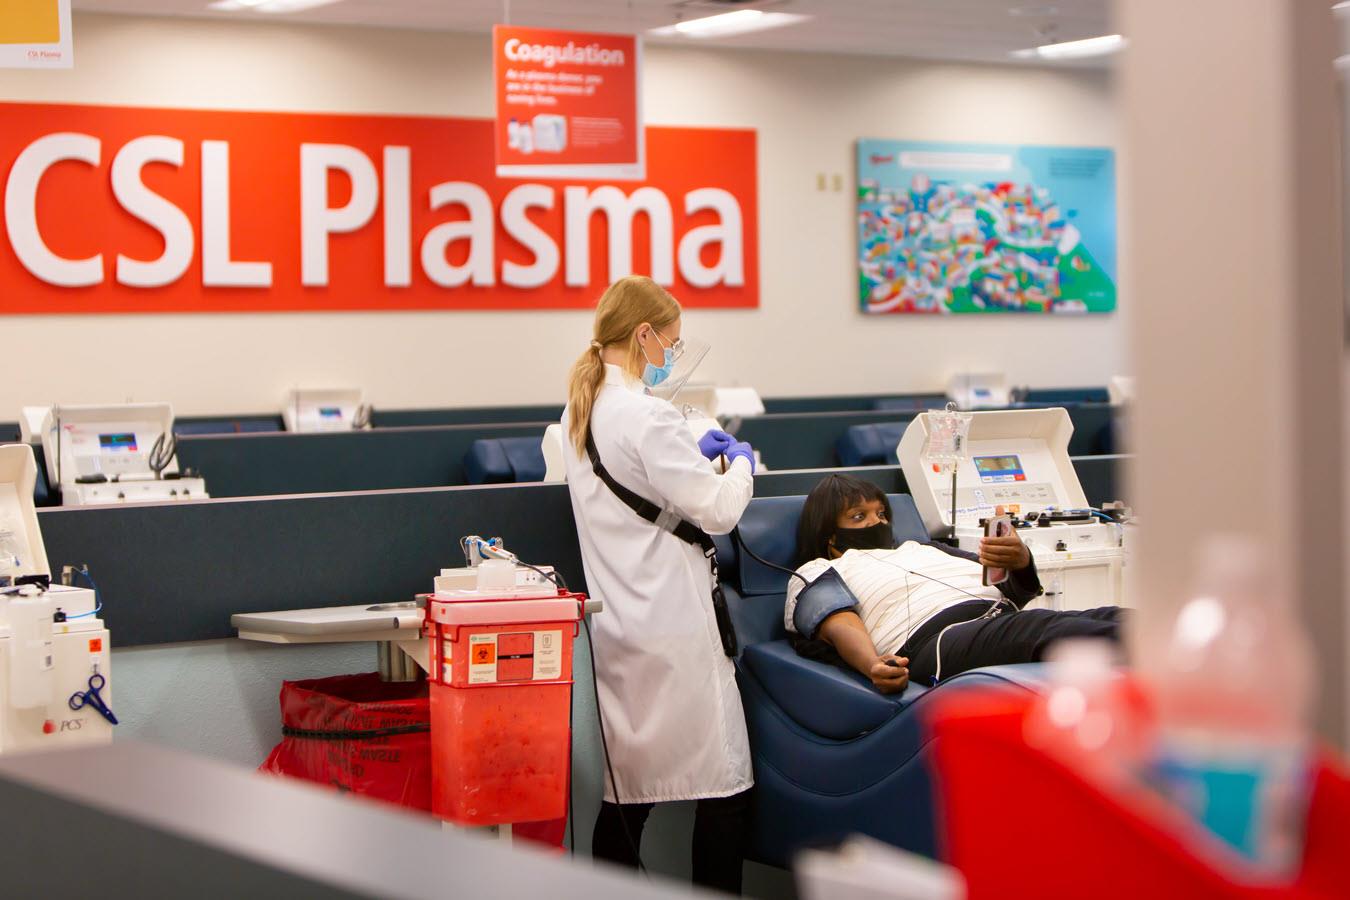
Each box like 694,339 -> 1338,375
835,422 -> 907,467
713,494 -> 1045,866
463,437 -> 547,484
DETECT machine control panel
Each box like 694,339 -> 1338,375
67,421 -> 159,478
972,454 -> 1026,483
934,482 -> 1056,519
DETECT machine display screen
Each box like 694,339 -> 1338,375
973,454 -> 1025,483
318,407 -> 343,419
98,433 -> 139,452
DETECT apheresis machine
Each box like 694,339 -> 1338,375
0,445 -> 115,753
28,402 -> 207,506
899,407 -> 1127,609
283,388 -> 370,433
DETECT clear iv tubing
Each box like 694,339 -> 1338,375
65,567 -> 102,618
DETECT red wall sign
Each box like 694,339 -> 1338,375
493,25 -> 642,180
0,102 -> 757,315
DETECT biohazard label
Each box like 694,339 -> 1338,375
468,634 -> 498,684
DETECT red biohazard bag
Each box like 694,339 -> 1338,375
259,673 -> 432,810
258,672 -> 567,848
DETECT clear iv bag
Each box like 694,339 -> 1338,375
925,404 -> 973,466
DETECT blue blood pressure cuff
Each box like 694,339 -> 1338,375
792,567 -> 861,640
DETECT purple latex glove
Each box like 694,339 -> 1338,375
726,441 -> 756,474
697,428 -> 736,461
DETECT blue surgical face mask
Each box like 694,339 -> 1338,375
641,330 -> 678,388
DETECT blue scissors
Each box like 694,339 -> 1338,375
69,673 -> 118,726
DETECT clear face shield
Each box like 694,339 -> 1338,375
649,336 -> 713,418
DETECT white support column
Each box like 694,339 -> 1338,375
1120,0 -> 1346,745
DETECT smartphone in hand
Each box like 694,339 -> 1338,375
982,514 -> 1013,586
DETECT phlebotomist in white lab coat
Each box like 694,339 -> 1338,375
561,275 -> 757,894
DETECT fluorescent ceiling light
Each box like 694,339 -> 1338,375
1012,33 -> 1126,60
649,9 -> 811,39
207,0 -> 344,12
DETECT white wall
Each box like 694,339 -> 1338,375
0,13 -> 1121,416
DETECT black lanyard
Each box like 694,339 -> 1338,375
584,429 -> 738,657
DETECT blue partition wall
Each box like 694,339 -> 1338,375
175,423 -> 553,497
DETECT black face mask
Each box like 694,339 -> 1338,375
831,521 -> 896,554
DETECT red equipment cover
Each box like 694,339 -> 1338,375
929,689 -> 1350,899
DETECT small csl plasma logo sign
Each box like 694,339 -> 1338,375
0,102 -> 758,314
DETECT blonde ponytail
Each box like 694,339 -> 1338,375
567,275 -> 680,455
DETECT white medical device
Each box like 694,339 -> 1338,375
282,388 -> 369,433
671,385 -> 766,423
947,372 -> 1011,410
1108,375 -> 1136,406
37,403 -> 208,506
0,445 -> 114,753
18,406 -> 50,444
899,408 -> 1125,609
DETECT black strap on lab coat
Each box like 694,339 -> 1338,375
585,429 -> 738,657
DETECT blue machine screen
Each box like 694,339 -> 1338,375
973,454 -> 1025,482
98,433 -> 138,452
318,407 -> 342,419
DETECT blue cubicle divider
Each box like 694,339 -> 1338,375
0,423 -> 19,444
175,423 -> 552,498
369,395 -> 948,425
372,405 -> 564,428
159,403 -> 1114,499
34,457 -> 1122,649
760,394 -> 949,414
364,394 -> 952,426
174,414 -> 284,435
735,411 -> 924,471
1016,386 -> 1111,405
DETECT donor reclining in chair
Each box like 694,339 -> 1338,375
785,475 -> 1125,693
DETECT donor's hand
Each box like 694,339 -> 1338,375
869,655 -> 909,695
979,533 -> 1032,571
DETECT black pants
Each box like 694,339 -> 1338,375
899,601 -> 1124,687
591,790 -> 751,895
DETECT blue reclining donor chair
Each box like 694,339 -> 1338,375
463,437 -> 547,484
712,493 -> 1044,867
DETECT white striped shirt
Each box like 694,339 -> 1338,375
784,542 -> 1002,655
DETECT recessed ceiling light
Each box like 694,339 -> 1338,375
1012,33 -> 1126,61
649,9 -> 811,39
207,0 -> 344,12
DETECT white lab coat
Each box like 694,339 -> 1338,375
562,364 -> 755,803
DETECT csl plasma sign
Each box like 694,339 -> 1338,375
0,102 -> 758,314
